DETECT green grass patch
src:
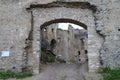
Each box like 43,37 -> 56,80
55,57 -> 66,63
41,50 -> 55,63
41,50 -> 66,63
99,67 -> 120,80
0,70 -> 33,80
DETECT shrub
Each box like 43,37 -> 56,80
99,67 -> 120,80
41,50 -> 66,63
41,50 -> 55,63
55,57 -> 66,63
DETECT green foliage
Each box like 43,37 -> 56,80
41,50 -> 66,63
41,50 -> 55,63
15,72 -> 33,79
55,57 -> 66,63
99,67 -> 120,80
0,70 -> 33,80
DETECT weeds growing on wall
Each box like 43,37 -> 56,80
0,70 -> 33,80
99,67 -> 120,80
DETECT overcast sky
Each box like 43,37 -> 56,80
58,23 -> 83,30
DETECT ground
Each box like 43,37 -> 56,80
7,62 -> 102,80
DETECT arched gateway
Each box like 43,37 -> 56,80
40,18 -> 87,30
26,1 -> 103,74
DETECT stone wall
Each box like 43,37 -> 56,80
95,0 -> 120,69
0,0 -> 120,74
32,5 -> 102,73
42,24 -> 88,63
0,0 -> 31,72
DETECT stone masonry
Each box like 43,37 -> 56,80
0,0 -> 120,74
42,24 -> 88,63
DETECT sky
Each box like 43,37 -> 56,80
58,23 -> 83,30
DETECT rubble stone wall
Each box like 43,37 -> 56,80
0,0 -> 120,74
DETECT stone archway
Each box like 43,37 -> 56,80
40,18 -> 88,64
27,1 -> 103,74
40,18 -> 87,30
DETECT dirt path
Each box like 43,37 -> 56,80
8,62 -> 102,80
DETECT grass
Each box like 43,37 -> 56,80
55,57 -> 66,63
99,67 -> 120,80
41,50 -> 66,63
0,70 -> 33,80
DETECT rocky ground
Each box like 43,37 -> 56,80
8,62 -> 102,80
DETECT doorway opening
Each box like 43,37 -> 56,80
40,19 -> 88,65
